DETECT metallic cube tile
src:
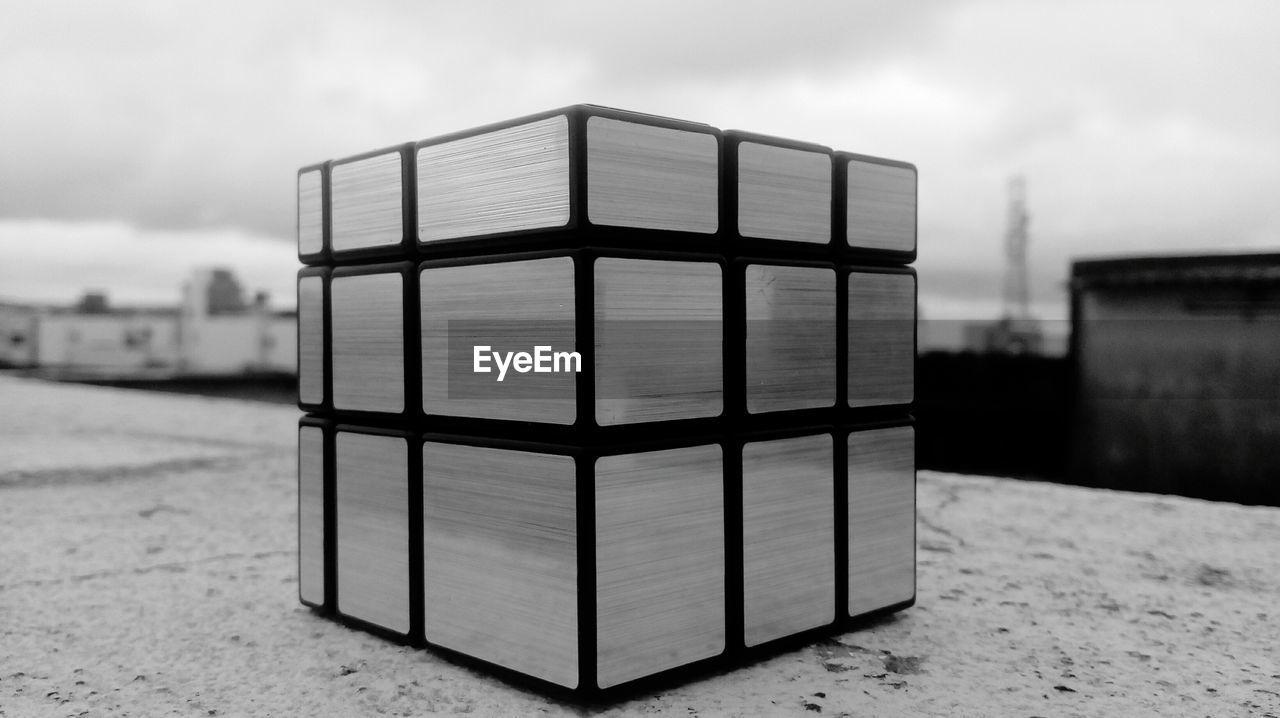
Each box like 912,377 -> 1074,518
331,272 -> 404,414
297,274 -> 325,407
742,434 -> 835,646
586,117 -> 719,234
594,258 -> 722,425
595,444 -> 725,688
297,168 -> 323,258
846,161 -> 916,253
422,442 -> 578,688
336,430 -> 410,634
847,271 -> 915,407
298,423 -> 325,607
331,151 -> 404,253
738,142 -> 831,244
420,257 -> 576,424
745,264 -> 837,413
847,425 -> 915,617
418,115 -> 571,242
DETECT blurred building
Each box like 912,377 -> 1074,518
1070,252 -> 1280,504
917,315 -> 1069,356
0,268 -> 296,377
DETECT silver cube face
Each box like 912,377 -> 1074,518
737,142 -> 831,244
336,431 -> 410,634
297,275 -> 325,406
745,264 -> 837,413
594,258 -> 723,425
846,161 -> 916,253
586,117 -> 719,234
847,426 -> 915,617
742,434 -> 835,646
422,443 -> 578,688
331,152 -> 404,253
297,169 -> 323,257
420,257 -> 576,424
595,444 -> 725,689
418,116 -> 571,243
331,272 -> 404,414
298,424 -> 325,606
848,272 -> 915,407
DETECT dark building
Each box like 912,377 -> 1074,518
1070,252 -> 1280,505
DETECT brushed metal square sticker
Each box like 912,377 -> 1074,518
738,142 -> 831,243
331,152 -> 404,252
587,117 -> 718,234
846,161 -> 916,252
331,272 -> 405,413
418,116 -> 571,242
297,169 -> 323,257
336,431 -> 410,634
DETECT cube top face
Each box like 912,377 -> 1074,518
742,433 -> 835,647
331,269 -> 406,414
847,425 -> 915,617
335,429 -> 410,635
594,257 -> 723,426
422,441 -> 578,688
297,168 -> 324,260
586,116 -> 719,235
307,106 -> 919,263
417,115 -> 571,244
847,270 -> 915,408
420,256 -> 576,424
297,271 -> 326,408
737,141 -> 832,245
845,158 -> 917,255
331,149 -> 406,255
744,263 -> 836,414
595,443 -> 725,689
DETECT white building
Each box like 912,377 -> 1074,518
0,268 -> 296,377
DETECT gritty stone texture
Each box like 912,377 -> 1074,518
0,374 -> 1277,716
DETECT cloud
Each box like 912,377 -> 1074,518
0,1 -> 956,238
0,219 -> 297,309
2,0 -> 1278,318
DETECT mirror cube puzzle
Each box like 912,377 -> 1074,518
296,105 -> 917,694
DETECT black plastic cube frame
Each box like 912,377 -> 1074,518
729,255 -> 840,429
327,261 -> 421,424
416,246 -> 729,442
722,130 -> 837,260
835,151 -> 918,265
411,104 -> 725,259
296,266 -> 330,413
841,263 -> 918,420
297,161 -> 330,265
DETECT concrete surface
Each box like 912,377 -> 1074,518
1,375 -> 1277,717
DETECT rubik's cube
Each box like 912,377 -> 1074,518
296,105 -> 916,693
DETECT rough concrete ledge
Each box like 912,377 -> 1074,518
1,375 -> 1277,717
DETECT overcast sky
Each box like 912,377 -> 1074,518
2,0 -> 1277,318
